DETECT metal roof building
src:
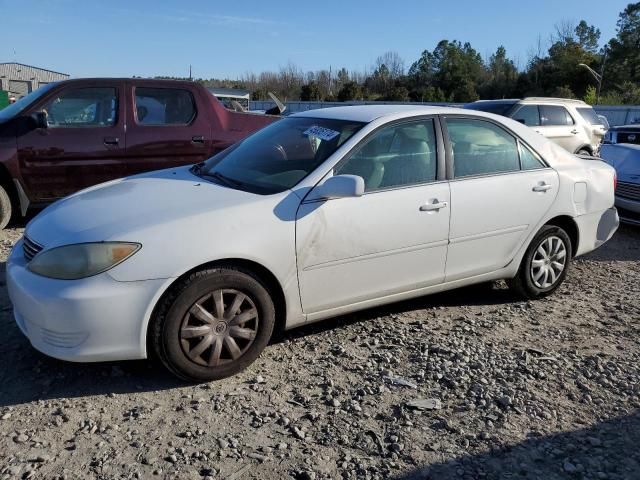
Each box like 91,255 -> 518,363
0,62 -> 69,98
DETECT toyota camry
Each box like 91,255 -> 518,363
7,105 -> 619,381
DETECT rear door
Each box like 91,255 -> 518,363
443,116 -> 559,281
537,105 -> 581,153
124,83 -> 212,176
16,82 -> 127,201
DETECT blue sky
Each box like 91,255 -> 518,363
0,0 -> 629,79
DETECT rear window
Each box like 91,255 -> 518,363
540,105 -> 574,126
577,107 -> 603,125
464,102 -> 517,116
135,87 -> 196,125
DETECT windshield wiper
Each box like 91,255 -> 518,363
206,171 -> 247,189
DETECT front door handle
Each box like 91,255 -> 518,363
420,200 -> 448,212
191,135 -> 205,144
532,182 -> 553,193
571,129 -> 579,135
103,136 -> 119,146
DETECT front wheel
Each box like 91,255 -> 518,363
507,225 -> 572,299
151,267 -> 275,382
0,185 -> 13,230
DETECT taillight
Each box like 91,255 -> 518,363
613,173 -> 617,191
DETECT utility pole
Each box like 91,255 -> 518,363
189,65 -> 192,81
579,47 -> 607,105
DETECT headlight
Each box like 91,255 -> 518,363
27,242 -> 141,280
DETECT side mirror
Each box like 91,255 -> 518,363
315,174 -> 365,200
31,111 -> 48,129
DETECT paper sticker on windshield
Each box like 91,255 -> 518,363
304,126 -> 340,142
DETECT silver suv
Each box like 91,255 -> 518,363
465,98 -> 607,156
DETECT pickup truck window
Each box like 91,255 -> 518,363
0,82 -> 57,123
135,87 -> 196,126
44,87 -> 117,128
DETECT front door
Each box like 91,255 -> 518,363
296,118 -> 450,314
443,117 -> 559,281
125,84 -> 212,176
16,83 -> 127,201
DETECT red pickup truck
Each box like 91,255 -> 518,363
0,78 -> 280,228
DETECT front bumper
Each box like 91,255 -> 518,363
615,196 -> 640,225
7,240 -> 167,362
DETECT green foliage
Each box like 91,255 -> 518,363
337,81 -> 363,101
300,82 -> 322,101
606,2 -> 640,88
584,85 -> 598,104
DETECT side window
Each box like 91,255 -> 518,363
135,88 -> 196,125
519,142 -> 546,170
44,87 -> 117,127
447,118 -> 520,178
336,119 -> 437,191
540,105 -> 574,126
512,105 -> 540,127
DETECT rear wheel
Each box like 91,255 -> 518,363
576,148 -> 591,156
151,267 -> 275,382
0,185 -> 12,230
508,225 -> 572,299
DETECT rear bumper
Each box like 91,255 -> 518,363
574,207 -> 619,256
7,240 -> 166,362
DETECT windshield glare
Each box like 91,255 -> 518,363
0,82 -> 58,123
198,117 -> 364,194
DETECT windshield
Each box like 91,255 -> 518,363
464,101 -> 517,116
0,82 -> 58,123
195,117 -> 364,194
576,107 -> 603,126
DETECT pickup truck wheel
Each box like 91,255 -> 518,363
151,267 -> 275,382
508,225 -> 572,299
0,185 -> 13,230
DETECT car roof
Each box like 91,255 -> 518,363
520,97 -> 588,105
292,104 -> 474,123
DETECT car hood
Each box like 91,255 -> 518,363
600,144 -> 640,183
26,167 -> 273,247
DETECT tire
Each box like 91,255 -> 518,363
576,149 -> 591,156
507,225 -> 572,300
0,185 -> 12,230
151,267 -> 275,382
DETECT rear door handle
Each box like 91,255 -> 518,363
532,183 -> 553,192
571,129 -> 579,135
191,135 -> 205,144
419,200 -> 448,212
103,136 -> 119,146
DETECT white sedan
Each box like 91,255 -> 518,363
7,105 -> 619,382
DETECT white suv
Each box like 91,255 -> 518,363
465,98 -> 607,156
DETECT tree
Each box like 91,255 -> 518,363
606,2 -> 640,86
479,46 -> 518,98
575,20 -> 601,53
300,82 -> 322,101
337,81 -> 362,101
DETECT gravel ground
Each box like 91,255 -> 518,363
0,223 -> 639,480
